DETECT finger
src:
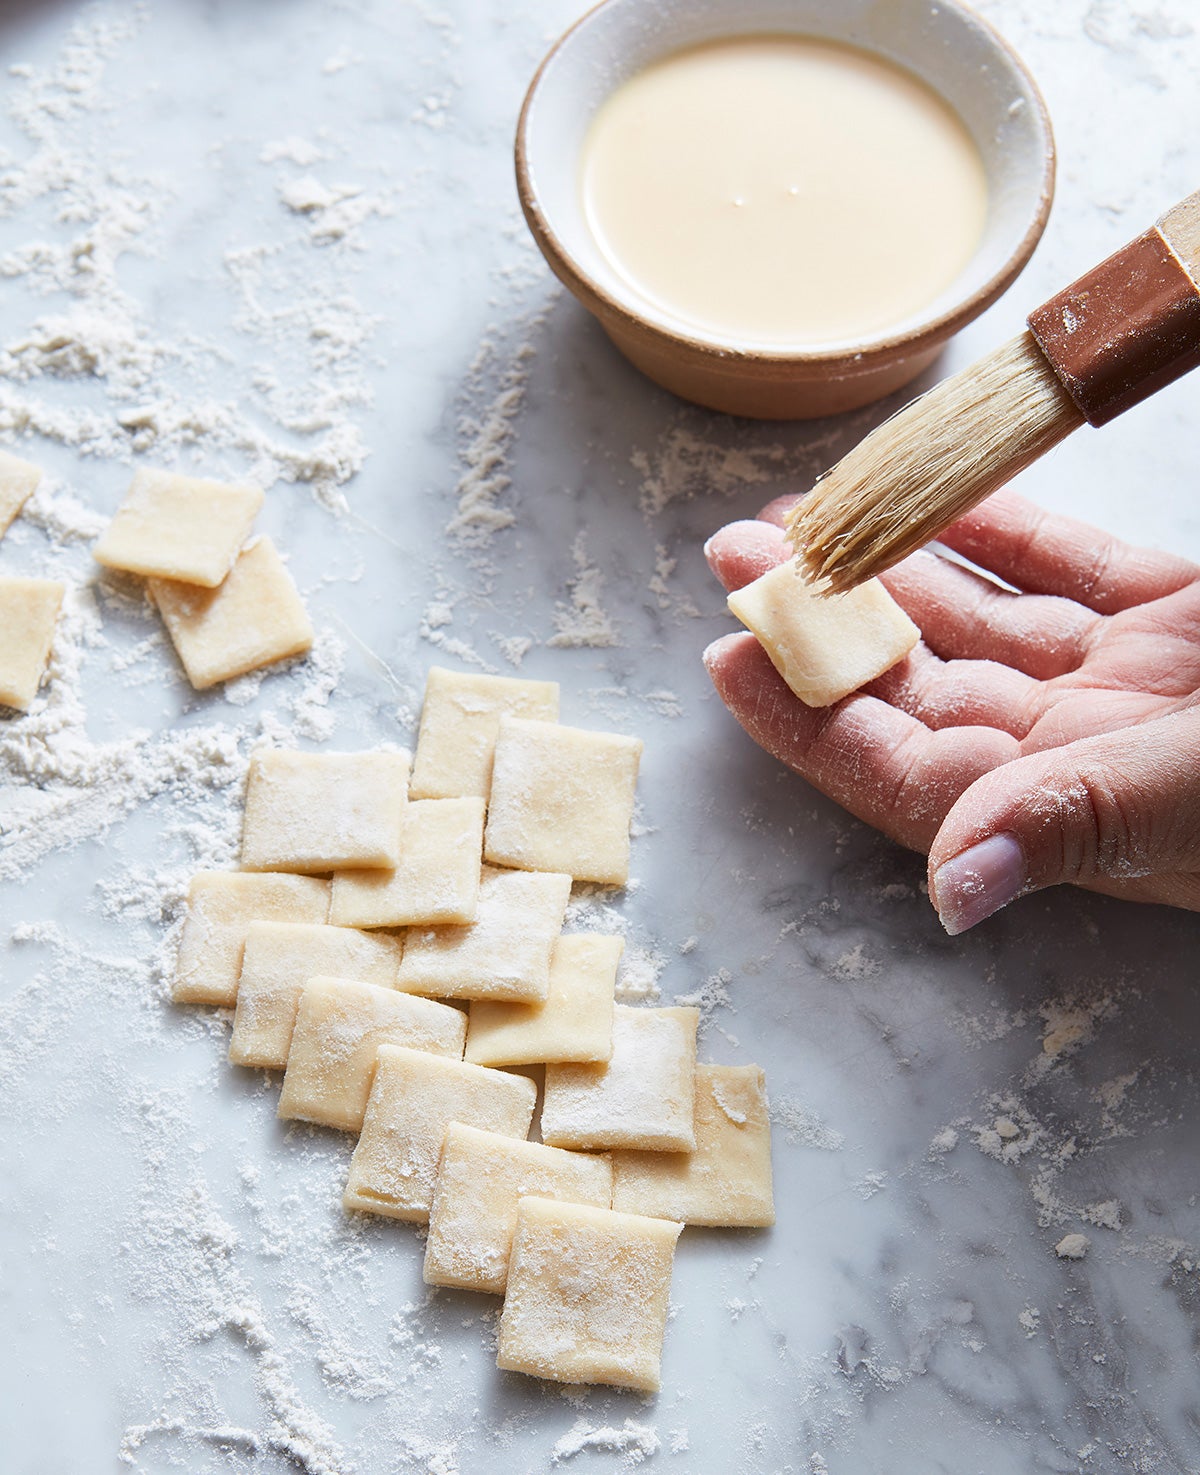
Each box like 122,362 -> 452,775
880,548 -> 1101,679
703,631 -> 1020,853
757,495 -> 799,529
866,643 -> 1042,736
938,489 -> 1199,614
928,706 -> 1200,934
704,520 -> 788,593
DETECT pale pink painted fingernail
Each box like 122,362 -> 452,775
931,832 -> 1026,935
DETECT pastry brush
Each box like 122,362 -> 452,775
787,190 -> 1200,592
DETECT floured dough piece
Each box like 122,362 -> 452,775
409,666 -> 559,799
0,450 -> 42,540
497,1197 -> 682,1393
485,717 -> 643,886
278,977 -> 466,1132
343,1045 -> 536,1221
173,871 -> 329,1007
424,1124 -> 612,1293
612,1064 -> 774,1227
541,1005 -> 698,1152
241,748 -> 410,873
396,865 -> 571,1004
150,536 -> 313,690
0,578 -> 64,711
229,921 -> 405,1069
727,556 -> 919,707
330,796 -> 485,928
94,467 -> 263,587
465,934 -> 620,1067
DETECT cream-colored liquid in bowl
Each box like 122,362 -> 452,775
580,35 -> 989,347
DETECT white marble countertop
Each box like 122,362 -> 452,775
1,2 -> 1199,1472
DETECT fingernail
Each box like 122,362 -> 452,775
931,832 -> 1026,935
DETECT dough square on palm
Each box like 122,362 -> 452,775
277,978 -> 466,1132
229,921 -> 405,1069
612,1064 -> 775,1227
497,1197 -> 682,1393
465,933 -> 620,1067
424,1123 -> 612,1293
94,467 -> 263,587
541,1005 -> 699,1152
0,449 -> 42,539
343,1045 -> 536,1221
241,748 -> 410,874
484,717 -> 643,886
409,666 -> 560,799
330,796 -> 485,928
173,870 -> 330,1007
0,578 -> 64,711
727,557 -> 919,707
150,536 -> 313,691
396,865 -> 571,1003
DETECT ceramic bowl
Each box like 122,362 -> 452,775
516,0 -> 1055,420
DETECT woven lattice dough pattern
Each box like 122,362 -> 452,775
343,1046 -> 536,1222
277,978 -> 466,1132
228,921 -> 405,1069
0,449 -> 42,540
497,1197 -> 682,1393
0,577 -> 64,711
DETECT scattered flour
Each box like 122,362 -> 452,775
771,1099 -> 844,1152
550,1419 -> 660,1467
547,532 -> 619,649
1055,1233 -> 1091,1261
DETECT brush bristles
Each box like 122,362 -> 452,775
786,332 -> 1085,592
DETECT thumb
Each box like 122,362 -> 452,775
927,706 -> 1200,934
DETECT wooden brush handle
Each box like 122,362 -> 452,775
1027,189 -> 1200,426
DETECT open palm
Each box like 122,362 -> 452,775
704,489 -> 1200,932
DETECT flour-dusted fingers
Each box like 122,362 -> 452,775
703,631 -> 1020,854
937,489 -> 1200,614
880,548 -> 1101,680
866,642 -> 1042,737
704,519 -> 789,593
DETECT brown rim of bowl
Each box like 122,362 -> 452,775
514,0 -> 1056,373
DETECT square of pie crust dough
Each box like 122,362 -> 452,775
396,865 -> 571,1004
465,933 -> 621,1068
278,977 -> 466,1133
484,717 -> 643,886
726,557 -> 919,708
409,666 -> 560,800
229,921 -> 405,1070
343,1045 -> 536,1222
0,449 -> 42,540
94,467 -> 263,587
241,748 -> 410,874
0,578 -> 64,711
611,1064 -> 775,1228
541,1005 -> 699,1152
497,1197 -> 682,1393
150,536 -> 313,691
424,1123 -> 613,1293
172,870 -> 330,1007
329,796 -> 485,928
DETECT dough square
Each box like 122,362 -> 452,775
541,1005 -> 699,1152
229,921 -> 405,1070
150,536 -> 313,691
94,466 -> 263,587
611,1064 -> 775,1227
396,865 -> 571,1004
241,748 -> 410,874
424,1123 -> 612,1293
0,449 -> 42,539
727,557 -> 919,707
465,934 -> 621,1067
409,666 -> 560,800
484,717 -> 643,886
172,870 -> 330,1007
0,578 -> 64,712
497,1197 -> 682,1393
329,796 -> 485,928
343,1045 -> 536,1222
278,977 -> 466,1133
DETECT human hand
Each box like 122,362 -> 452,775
703,489 -> 1200,933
